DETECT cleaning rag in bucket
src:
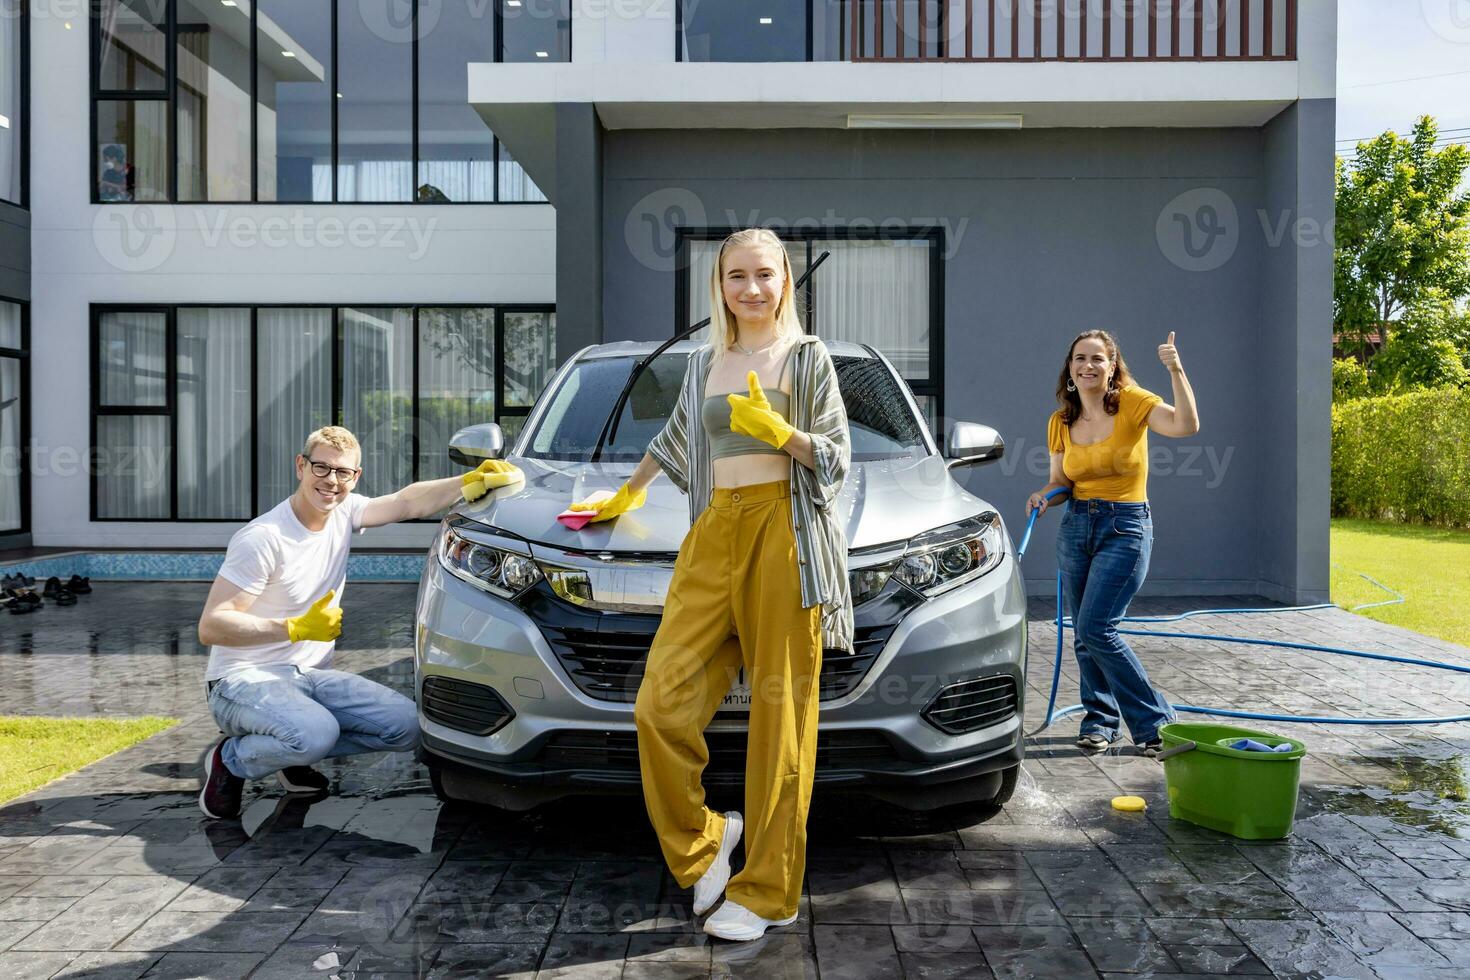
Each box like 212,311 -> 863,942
1227,738 -> 1295,753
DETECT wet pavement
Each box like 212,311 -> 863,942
3,582 -> 1470,978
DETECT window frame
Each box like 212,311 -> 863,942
89,0 -> 558,205
1,0 -> 30,209
0,298 -> 29,541
674,225 -> 945,439
89,302 -> 555,522
676,0 -> 844,63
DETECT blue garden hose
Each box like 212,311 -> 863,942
1015,487 -> 1470,730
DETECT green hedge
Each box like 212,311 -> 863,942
1332,387 -> 1470,527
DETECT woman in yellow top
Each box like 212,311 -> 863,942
1027,330 -> 1199,757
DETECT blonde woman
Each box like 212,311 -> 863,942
568,228 -> 852,941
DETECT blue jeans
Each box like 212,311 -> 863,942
1056,499 -> 1176,744
207,664 -> 420,780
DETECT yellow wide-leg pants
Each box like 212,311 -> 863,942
633,479 -> 822,921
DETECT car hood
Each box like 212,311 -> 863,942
454,454 -> 996,552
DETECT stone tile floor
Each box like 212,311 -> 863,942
2,583 -> 1470,978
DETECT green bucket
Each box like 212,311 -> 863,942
1158,722 -> 1306,840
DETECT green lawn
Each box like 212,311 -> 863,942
0,716 -> 178,805
1331,518 -> 1470,649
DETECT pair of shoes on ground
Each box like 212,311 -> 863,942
1,574 -> 91,611
1076,731 -> 1164,759
2,587 -> 42,614
198,738 -> 330,820
691,810 -> 800,942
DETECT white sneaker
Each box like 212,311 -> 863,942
692,810 -> 742,916
702,899 -> 798,941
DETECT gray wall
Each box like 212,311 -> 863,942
595,116 -> 1333,602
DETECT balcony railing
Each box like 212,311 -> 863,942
849,0 -> 1297,61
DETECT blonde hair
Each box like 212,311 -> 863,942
302,425 -> 361,462
706,228 -> 802,366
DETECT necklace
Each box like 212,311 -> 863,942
732,335 -> 779,356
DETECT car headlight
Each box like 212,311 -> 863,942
849,565 -> 893,606
891,513 -> 1005,597
438,525 -> 542,599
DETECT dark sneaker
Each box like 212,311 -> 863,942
1138,739 -> 1164,759
1075,732 -> 1114,753
277,766 -> 330,794
199,740 -> 244,820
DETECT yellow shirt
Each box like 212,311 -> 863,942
1047,385 -> 1163,502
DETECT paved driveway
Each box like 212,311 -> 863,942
2,582 -> 1469,978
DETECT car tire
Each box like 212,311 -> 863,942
990,764 -> 1020,807
428,765 -> 458,805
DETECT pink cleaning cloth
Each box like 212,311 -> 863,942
556,508 -> 596,531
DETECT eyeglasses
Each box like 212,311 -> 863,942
303,457 -> 360,482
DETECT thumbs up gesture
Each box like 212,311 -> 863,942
727,371 -> 796,450
285,590 -> 343,643
1158,331 -> 1182,374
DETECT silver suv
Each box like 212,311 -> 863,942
414,340 -> 1027,812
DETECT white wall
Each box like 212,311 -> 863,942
28,11 -> 556,549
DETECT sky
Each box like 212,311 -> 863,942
1336,0 -> 1470,154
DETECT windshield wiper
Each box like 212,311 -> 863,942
590,250 -> 830,461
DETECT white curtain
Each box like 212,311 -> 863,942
96,416 -> 170,518
417,159 -> 495,202
256,308 -> 332,505
99,312 -> 167,406
341,307 -> 414,495
417,308 -> 496,481
332,160 -> 413,202
177,309 -> 252,518
0,358 -> 19,531
814,239 -> 930,381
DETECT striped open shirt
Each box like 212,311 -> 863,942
646,335 -> 855,654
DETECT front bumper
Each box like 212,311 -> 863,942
414,545 -> 1028,809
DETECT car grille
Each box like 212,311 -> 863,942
520,578 -> 923,704
920,675 -> 1019,735
421,676 -> 515,736
538,728 -> 903,776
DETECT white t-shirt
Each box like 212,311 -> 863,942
206,493 -> 371,681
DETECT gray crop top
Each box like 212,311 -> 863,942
701,389 -> 793,460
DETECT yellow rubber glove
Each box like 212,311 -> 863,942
568,483 -> 647,523
285,590 -> 342,643
462,459 -> 524,502
727,371 -> 796,450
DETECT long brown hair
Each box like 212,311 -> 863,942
1055,330 -> 1136,425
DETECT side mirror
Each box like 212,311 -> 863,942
945,422 -> 1004,468
448,423 -> 505,467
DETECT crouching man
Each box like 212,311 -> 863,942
197,425 -> 521,819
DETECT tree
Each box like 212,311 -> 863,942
1334,116 -> 1470,361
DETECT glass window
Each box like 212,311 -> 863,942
503,311 -> 556,407
680,0 -> 807,61
99,312 -> 168,407
502,0 -> 570,62
256,308 -> 333,505
418,1 -> 496,203
811,0 -> 847,60
0,300 -> 17,348
0,356 -> 19,532
497,139 -> 546,202
0,0 -> 22,205
97,100 -> 170,202
341,307 -> 414,496
256,0 -> 332,202
176,0 -> 254,201
336,0 -> 414,202
98,0 -> 167,90
176,309 -> 252,519
813,238 -> 930,382
417,307 -> 495,481
96,415 -> 171,519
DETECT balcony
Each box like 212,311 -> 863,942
676,1 -> 1297,63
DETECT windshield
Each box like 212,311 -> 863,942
524,352 -> 930,463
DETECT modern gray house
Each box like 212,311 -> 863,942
6,0 -> 1335,605
471,0 -> 1337,603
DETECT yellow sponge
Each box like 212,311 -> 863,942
1111,795 -> 1147,812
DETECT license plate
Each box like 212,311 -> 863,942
718,668 -> 751,712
